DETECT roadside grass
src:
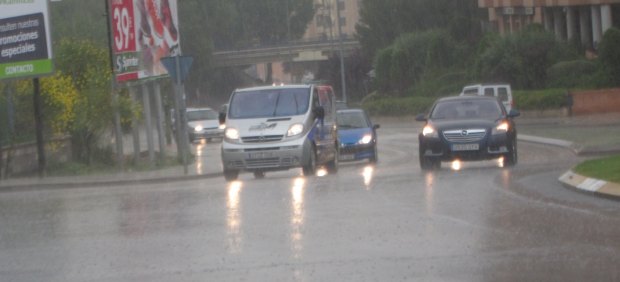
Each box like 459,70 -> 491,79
574,155 -> 620,183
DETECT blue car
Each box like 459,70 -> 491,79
337,109 -> 380,163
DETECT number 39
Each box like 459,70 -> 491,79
113,7 -> 131,51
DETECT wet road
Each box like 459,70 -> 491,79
1,122 -> 619,281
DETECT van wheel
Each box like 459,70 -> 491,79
303,145 -> 317,176
224,169 -> 239,181
253,171 -> 265,179
326,146 -> 339,174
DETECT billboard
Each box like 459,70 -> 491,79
0,0 -> 53,80
109,0 -> 180,82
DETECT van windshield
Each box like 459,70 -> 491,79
229,88 -> 311,119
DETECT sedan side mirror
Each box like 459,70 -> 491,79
373,124 -> 381,130
415,114 -> 427,122
507,109 -> 520,118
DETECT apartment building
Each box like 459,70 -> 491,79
304,0 -> 361,41
479,0 -> 620,49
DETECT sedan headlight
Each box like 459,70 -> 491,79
359,134 -> 373,144
194,125 -> 203,132
225,128 -> 239,140
422,125 -> 438,138
287,123 -> 304,137
492,121 -> 509,135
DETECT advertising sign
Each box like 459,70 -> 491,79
0,0 -> 53,80
109,0 -> 180,82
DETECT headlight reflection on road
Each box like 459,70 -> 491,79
451,159 -> 462,171
362,165 -> 374,188
425,172 -> 435,214
195,142 -> 206,174
226,181 -> 243,253
291,177 -> 305,258
316,168 -> 328,177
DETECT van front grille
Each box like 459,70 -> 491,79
241,135 -> 284,143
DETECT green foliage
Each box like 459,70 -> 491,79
361,94 -> 435,116
546,60 -> 606,89
513,89 -> 567,110
411,70 -> 468,97
599,27 -> 620,87
475,25 -> 562,89
373,30 -> 459,96
357,0 -> 482,57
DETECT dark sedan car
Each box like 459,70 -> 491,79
337,109 -> 380,163
416,96 -> 520,170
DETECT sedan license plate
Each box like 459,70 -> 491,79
452,144 -> 479,151
248,152 -> 272,159
340,154 -> 355,161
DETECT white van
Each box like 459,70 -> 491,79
220,85 -> 339,181
460,84 -> 514,112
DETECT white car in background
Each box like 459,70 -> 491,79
186,107 -> 225,142
460,84 -> 514,112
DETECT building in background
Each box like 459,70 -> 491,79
257,0 -> 361,84
479,0 -> 620,50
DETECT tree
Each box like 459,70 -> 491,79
599,27 -> 620,87
356,0 -> 482,58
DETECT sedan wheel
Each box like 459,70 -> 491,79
504,139 -> 518,167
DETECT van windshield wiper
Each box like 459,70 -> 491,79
272,92 -> 282,116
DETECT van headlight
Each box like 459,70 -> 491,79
225,128 -> 239,140
194,125 -> 203,132
287,123 -> 304,137
218,124 -> 226,130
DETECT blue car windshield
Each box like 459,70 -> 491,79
337,111 -> 370,129
229,88 -> 311,119
431,100 -> 502,120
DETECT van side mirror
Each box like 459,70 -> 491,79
373,124 -> 380,130
314,106 -> 325,120
218,112 -> 226,124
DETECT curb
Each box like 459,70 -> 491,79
558,170 -> 620,199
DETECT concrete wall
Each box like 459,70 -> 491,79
572,88 -> 620,114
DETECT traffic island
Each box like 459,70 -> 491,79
559,155 -> 620,198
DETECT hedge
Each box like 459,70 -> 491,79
513,89 -> 567,110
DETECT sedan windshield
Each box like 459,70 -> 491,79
431,100 -> 502,120
337,111 -> 370,129
187,109 -> 218,121
229,88 -> 310,119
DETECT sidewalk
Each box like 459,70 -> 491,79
1,113 -> 618,196
0,139 -> 224,191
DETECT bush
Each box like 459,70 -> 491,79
362,96 -> 436,116
599,27 -> 620,87
546,60 -> 601,89
513,89 -> 567,110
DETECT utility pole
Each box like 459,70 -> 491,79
335,0 -> 347,102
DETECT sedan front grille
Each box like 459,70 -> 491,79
443,129 -> 486,143
241,135 -> 284,143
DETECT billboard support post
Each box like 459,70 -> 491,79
105,0 -> 124,170
33,78 -> 45,178
175,55 -> 188,174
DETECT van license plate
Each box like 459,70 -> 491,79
248,152 -> 272,159
452,144 -> 479,151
